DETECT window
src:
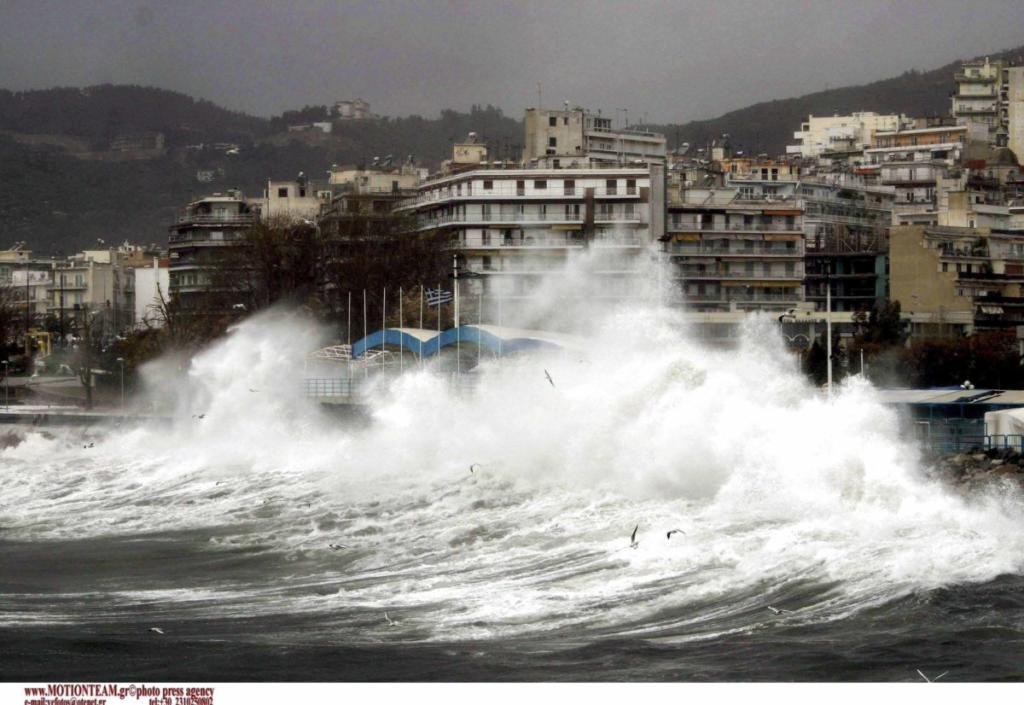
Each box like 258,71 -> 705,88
483,180 -> 493,191
299,188 -> 306,197
564,179 -> 575,195
626,179 -> 636,195
534,180 -> 547,189
565,203 -> 580,220
624,203 -> 635,219
549,116 -> 557,127
482,204 -> 492,220
548,137 -> 557,148
606,179 -> 617,195
516,180 -> 525,196
942,262 -> 949,272
277,187 -> 288,198
482,256 -> 493,271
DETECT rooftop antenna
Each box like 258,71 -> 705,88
537,82 -> 542,109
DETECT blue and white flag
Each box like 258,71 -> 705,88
425,288 -> 453,306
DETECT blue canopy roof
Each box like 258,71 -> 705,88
351,325 -> 582,359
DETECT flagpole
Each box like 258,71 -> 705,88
419,284 -> 424,368
347,290 -> 352,385
454,255 -> 460,376
399,286 -> 404,374
363,288 -> 367,380
436,282 -> 441,369
382,286 -> 386,374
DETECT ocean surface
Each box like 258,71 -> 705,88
2,308 -> 1023,682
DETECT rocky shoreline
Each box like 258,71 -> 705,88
930,447 -> 1024,490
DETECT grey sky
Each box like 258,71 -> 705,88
1,0 -> 1022,123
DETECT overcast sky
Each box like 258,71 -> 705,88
1,0 -> 1022,124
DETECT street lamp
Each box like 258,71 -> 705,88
116,357 -> 125,411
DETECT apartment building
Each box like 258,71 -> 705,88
787,112 -> 911,159
397,162 -> 665,319
666,172 -> 894,315
1007,66 -> 1024,162
523,107 -> 666,166
665,185 -> 805,313
865,123 -> 989,224
47,251 -> 134,339
133,257 -> 170,329
953,58 -> 1010,147
167,190 -> 260,307
262,176 -> 331,221
890,224 -> 1024,336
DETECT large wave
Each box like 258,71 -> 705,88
2,254 -> 1022,642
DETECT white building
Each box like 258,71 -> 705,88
133,257 -> 170,329
953,57 -> 1010,147
1007,65 -> 1024,163
787,113 -> 911,159
262,177 -> 332,221
523,107 -> 666,166
397,162 -> 665,321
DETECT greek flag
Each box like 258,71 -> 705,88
426,288 -> 453,306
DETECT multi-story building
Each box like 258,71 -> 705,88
953,58 -> 1010,147
133,257 -> 170,329
262,176 -> 331,221
1007,65 -> 1024,162
398,162 -> 665,320
523,107 -> 666,166
46,251 -> 134,339
787,112 -> 912,159
665,184 -> 805,313
666,173 -> 894,315
890,224 -> 1024,336
167,190 -> 260,307
865,123 -> 988,224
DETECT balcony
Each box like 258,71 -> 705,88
675,270 -> 802,281
667,220 -> 801,233
175,212 -> 257,226
668,244 -> 802,258
417,212 -> 586,228
404,183 -> 643,208
462,236 -> 585,249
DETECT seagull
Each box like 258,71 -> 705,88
82,442 -> 94,449
917,670 -> 948,683
766,605 -> 793,615
384,612 -> 398,627
249,388 -> 259,393
666,529 -> 686,539
469,463 -> 481,474
148,627 -> 164,635
630,525 -> 639,549
232,303 -> 246,311
192,414 -> 205,420
328,543 -> 349,551
544,369 -> 555,388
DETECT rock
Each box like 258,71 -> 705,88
949,454 -> 969,466
985,448 -> 1002,459
991,458 -> 1004,466
993,464 -> 1021,476
971,453 -> 987,462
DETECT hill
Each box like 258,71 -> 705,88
651,43 -> 1024,156
2,43 -> 1023,254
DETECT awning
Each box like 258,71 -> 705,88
674,233 -> 701,241
763,233 -> 802,241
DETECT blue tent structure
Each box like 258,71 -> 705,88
351,325 -> 584,359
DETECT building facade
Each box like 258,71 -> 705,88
398,164 -> 665,320
523,107 -> 666,166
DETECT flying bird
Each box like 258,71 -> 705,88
666,529 -> 686,539
630,525 -> 639,549
384,612 -> 399,627
148,627 -> 164,635
766,606 -> 793,615
917,669 -> 948,683
469,463 -> 481,474
544,369 -> 555,388
328,543 -> 349,551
